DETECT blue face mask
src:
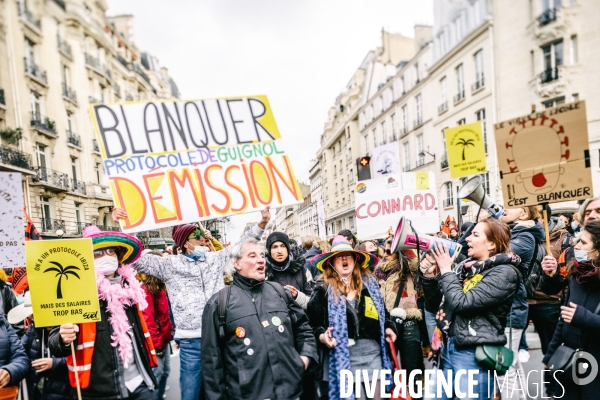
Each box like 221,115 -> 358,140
191,246 -> 207,259
574,249 -> 592,263
571,222 -> 579,231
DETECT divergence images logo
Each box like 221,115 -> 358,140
356,183 -> 367,193
573,351 -> 598,386
44,261 -> 81,299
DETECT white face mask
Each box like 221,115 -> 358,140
95,255 -> 119,276
574,249 -> 593,263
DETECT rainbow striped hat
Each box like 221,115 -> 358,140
310,235 -> 378,272
83,225 -> 143,265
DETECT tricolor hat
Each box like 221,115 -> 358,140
83,225 -> 143,265
310,235 -> 378,272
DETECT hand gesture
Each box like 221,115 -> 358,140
431,242 -> 457,274
258,206 -> 271,229
541,256 -> 557,276
0,369 -> 9,388
385,328 -> 397,344
111,207 -> 127,222
59,324 -> 79,345
32,358 -> 53,373
561,302 -> 577,323
420,253 -> 438,277
284,285 -> 299,299
203,228 -> 212,241
319,327 -> 337,348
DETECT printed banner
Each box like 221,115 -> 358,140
355,172 -> 438,239
0,173 -> 25,267
316,198 -> 326,239
26,239 -> 100,327
444,121 -> 487,178
89,96 -> 303,233
371,141 -> 401,178
495,101 -> 592,207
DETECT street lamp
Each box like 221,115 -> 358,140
418,150 -> 436,160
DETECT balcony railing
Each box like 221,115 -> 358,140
113,82 -> 121,97
40,218 -> 66,233
443,198 -> 454,208
75,222 -> 92,235
88,96 -> 101,104
125,93 -> 134,101
472,76 -> 485,92
400,128 -> 409,138
540,67 -> 560,84
62,83 -> 77,104
453,90 -> 465,104
67,130 -> 80,147
116,54 -> 129,67
413,118 -> 423,129
416,158 -> 425,167
129,63 -> 151,84
57,35 -> 72,58
97,225 -> 121,232
71,179 -> 87,195
403,164 -> 411,172
19,8 -> 41,30
24,58 -> 47,85
538,8 -> 557,26
32,167 -> 70,190
0,89 -> 4,106
30,112 -> 57,136
52,0 -> 66,10
93,139 -> 100,153
0,146 -> 33,170
85,53 -> 112,79
441,157 -> 449,169
438,102 -> 448,114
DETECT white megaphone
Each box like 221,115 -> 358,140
391,217 -> 462,257
458,175 -> 504,219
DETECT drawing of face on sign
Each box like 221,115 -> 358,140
505,117 -> 569,194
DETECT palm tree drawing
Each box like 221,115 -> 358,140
44,261 -> 81,299
456,137 -> 475,160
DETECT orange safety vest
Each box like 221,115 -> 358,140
66,308 -> 158,389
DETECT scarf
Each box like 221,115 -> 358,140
373,258 -> 402,281
328,274 -> 392,400
573,259 -> 600,288
96,264 -> 148,367
266,253 -> 293,272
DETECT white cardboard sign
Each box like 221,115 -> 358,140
0,172 -> 25,267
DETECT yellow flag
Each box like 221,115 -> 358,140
444,121 -> 487,178
364,296 -> 379,320
26,239 -> 101,327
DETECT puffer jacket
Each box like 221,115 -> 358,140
425,263 -> 520,347
508,220 -> 546,329
267,241 -> 313,309
132,225 -> 264,337
303,246 -> 322,278
0,312 -> 29,386
0,281 -> 22,336
21,324 -> 72,400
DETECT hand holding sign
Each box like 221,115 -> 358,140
0,369 -> 9,388
59,324 -> 79,345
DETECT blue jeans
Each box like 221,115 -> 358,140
179,338 -> 202,400
424,337 -> 492,400
424,309 -> 437,344
152,345 -> 171,400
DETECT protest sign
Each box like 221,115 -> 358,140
355,172 -> 438,239
0,173 -> 25,268
89,95 -> 303,233
317,198 -> 326,239
444,121 -> 487,178
495,101 -> 592,207
26,239 -> 100,327
371,141 -> 401,178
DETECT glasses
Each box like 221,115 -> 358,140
93,248 -> 118,259
334,253 -> 354,261
187,230 -> 204,241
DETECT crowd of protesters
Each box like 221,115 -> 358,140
0,196 -> 597,399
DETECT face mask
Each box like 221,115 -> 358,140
192,246 -> 207,259
571,222 -> 579,230
574,249 -> 593,263
95,255 -> 119,276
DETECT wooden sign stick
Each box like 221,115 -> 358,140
542,209 -> 553,277
70,342 -> 82,400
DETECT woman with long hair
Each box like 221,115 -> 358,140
307,235 -> 396,400
541,220 -> 600,399
422,218 -> 521,400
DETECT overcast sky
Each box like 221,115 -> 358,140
106,0 -> 433,239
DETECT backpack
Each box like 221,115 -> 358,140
524,241 -> 548,298
217,281 -> 297,341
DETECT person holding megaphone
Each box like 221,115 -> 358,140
420,218 -> 521,400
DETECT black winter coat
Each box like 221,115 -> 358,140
22,324 -> 72,400
0,313 -> 29,386
267,242 -> 313,296
201,274 -> 318,400
423,265 -> 520,347
0,282 -> 22,336
304,246 -> 322,278
49,300 -> 157,400
543,277 -> 600,400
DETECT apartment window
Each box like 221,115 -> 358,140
456,64 -> 464,97
457,118 -> 466,125
542,0 -> 562,11
62,65 -> 71,87
346,127 -> 350,139
75,203 -> 82,224
36,144 -> 48,168
400,76 -> 405,94
440,77 -> 447,104
391,113 -> 397,139
454,12 -> 465,41
349,169 -> 354,184
530,50 -> 535,77
364,133 -> 370,154
381,121 -> 387,144
570,35 -> 578,64
95,163 -> 101,184
446,182 -> 454,202
71,157 -> 78,181
99,84 -> 106,103
481,172 -> 490,194
417,134 -> 424,164
416,94 -> 423,125
402,105 -> 408,132
66,112 -> 75,134
474,50 -> 484,87
30,91 -> 42,116
414,64 -> 420,84
40,197 -> 52,224
543,97 -> 565,108
334,165 -> 337,177
372,128 -> 377,147
403,142 -> 410,170
476,109 -> 488,152
349,216 -> 354,230
442,129 -> 449,161
24,38 -> 35,66
542,40 -> 564,72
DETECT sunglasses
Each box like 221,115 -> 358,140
385,249 -> 393,255
187,229 -> 204,241
93,248 -> 118,259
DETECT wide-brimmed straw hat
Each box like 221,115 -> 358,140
8,291 -> 33,324
311,235 -> 378,272
83,225 -> 142,265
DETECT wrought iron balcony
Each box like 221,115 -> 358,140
0,89 -> 4,106
438,102 -> 448,114
62,83 -> 77,104
441,157 -> 449,169
75,222 -> 92,235
538,8 -> 557,26
57,35 -> 72,58
98,225 -> 121,232
71,179 -> 87,195
116,54 -> 129,68
129,63 -> 151,84
125,93 -> 134,101
413,118 -> 423,129
540,67 -> 560,84
0,146 -> 33,170
93,139 -> 100,153
19,8 -> 41,29
403,164 -> 411,172
40,218 -> 66,233
453,90 -> 465,104
443,198 -> 454,208
30,112 -> 57,137
400,128 -> 409,138
472,76 -> 485,92
416,158 -> 425,167
113,82 -> 121,97
67,130 -> 80,147
32,167 -> 70,191
24,58 -> 47,85
85,53 -> 112,79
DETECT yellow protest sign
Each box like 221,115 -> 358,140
26,239 -> 100,327
415,172 -> 430,190
364,296 -> 379,320
444,121 -> 487,178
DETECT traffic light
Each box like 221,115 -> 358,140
356,156 -> 371,181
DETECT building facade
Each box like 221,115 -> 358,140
0,0 -> 179,240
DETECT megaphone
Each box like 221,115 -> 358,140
458,175 -> 504,219
391,217 -> 462,257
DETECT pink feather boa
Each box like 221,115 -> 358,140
95,264 -> 147,368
